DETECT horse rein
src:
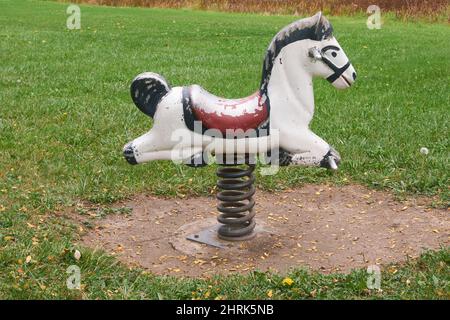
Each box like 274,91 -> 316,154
319,45 -> 351,84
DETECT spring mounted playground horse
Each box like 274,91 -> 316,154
123,12 -> 357,170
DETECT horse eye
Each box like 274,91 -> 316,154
331,51 -> 337,58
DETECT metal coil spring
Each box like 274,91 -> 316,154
216,162 -> 256,240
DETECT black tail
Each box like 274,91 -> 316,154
130,72 -> 171,118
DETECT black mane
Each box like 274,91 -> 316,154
259,13 -> 333,96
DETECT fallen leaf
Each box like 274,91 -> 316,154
282,277 -> 294,286
26,222 -> 36,229
74,250 -> 81,260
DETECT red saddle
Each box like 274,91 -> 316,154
182,85 -> 269,135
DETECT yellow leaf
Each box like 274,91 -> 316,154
389,267 -> 398,274
282,277 -> 294,286
267,290 -> 273,298
194,259 -> 206,265
26,222 -> 36,228
25,256 -> 32,264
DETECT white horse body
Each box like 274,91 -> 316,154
124,13 -> 356,169
130,86 -> 273,162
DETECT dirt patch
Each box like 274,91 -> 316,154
77,184 -> 449,277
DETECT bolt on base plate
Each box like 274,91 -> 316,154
186,224 -> 226,249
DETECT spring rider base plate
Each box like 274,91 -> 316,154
170,218 -> 276,255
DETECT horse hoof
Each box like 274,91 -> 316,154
320,147 -> 341,170
185,152 -> 208,168
123,143 -> 138,165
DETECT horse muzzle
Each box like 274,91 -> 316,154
123,143 -> 138,165
331,65 -> 356,89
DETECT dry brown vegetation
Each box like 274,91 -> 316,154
67,0 -> 448,21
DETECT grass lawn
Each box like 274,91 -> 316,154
0,0 -> 448,299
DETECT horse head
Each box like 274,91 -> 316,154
260,12 -> 356,102
260,12 -> 357,169
307,13 -> 357,89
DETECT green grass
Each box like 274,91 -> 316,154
0,0 -> 448,299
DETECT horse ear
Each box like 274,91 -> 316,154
314,11 -> 333,41
315,11 -> 323,23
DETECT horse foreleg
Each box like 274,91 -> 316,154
278,129 -> 340,169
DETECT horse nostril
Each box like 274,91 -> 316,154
123,144 -> 138,165
352,72 -> 357,81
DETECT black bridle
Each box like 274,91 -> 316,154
320,45 -> 351,83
